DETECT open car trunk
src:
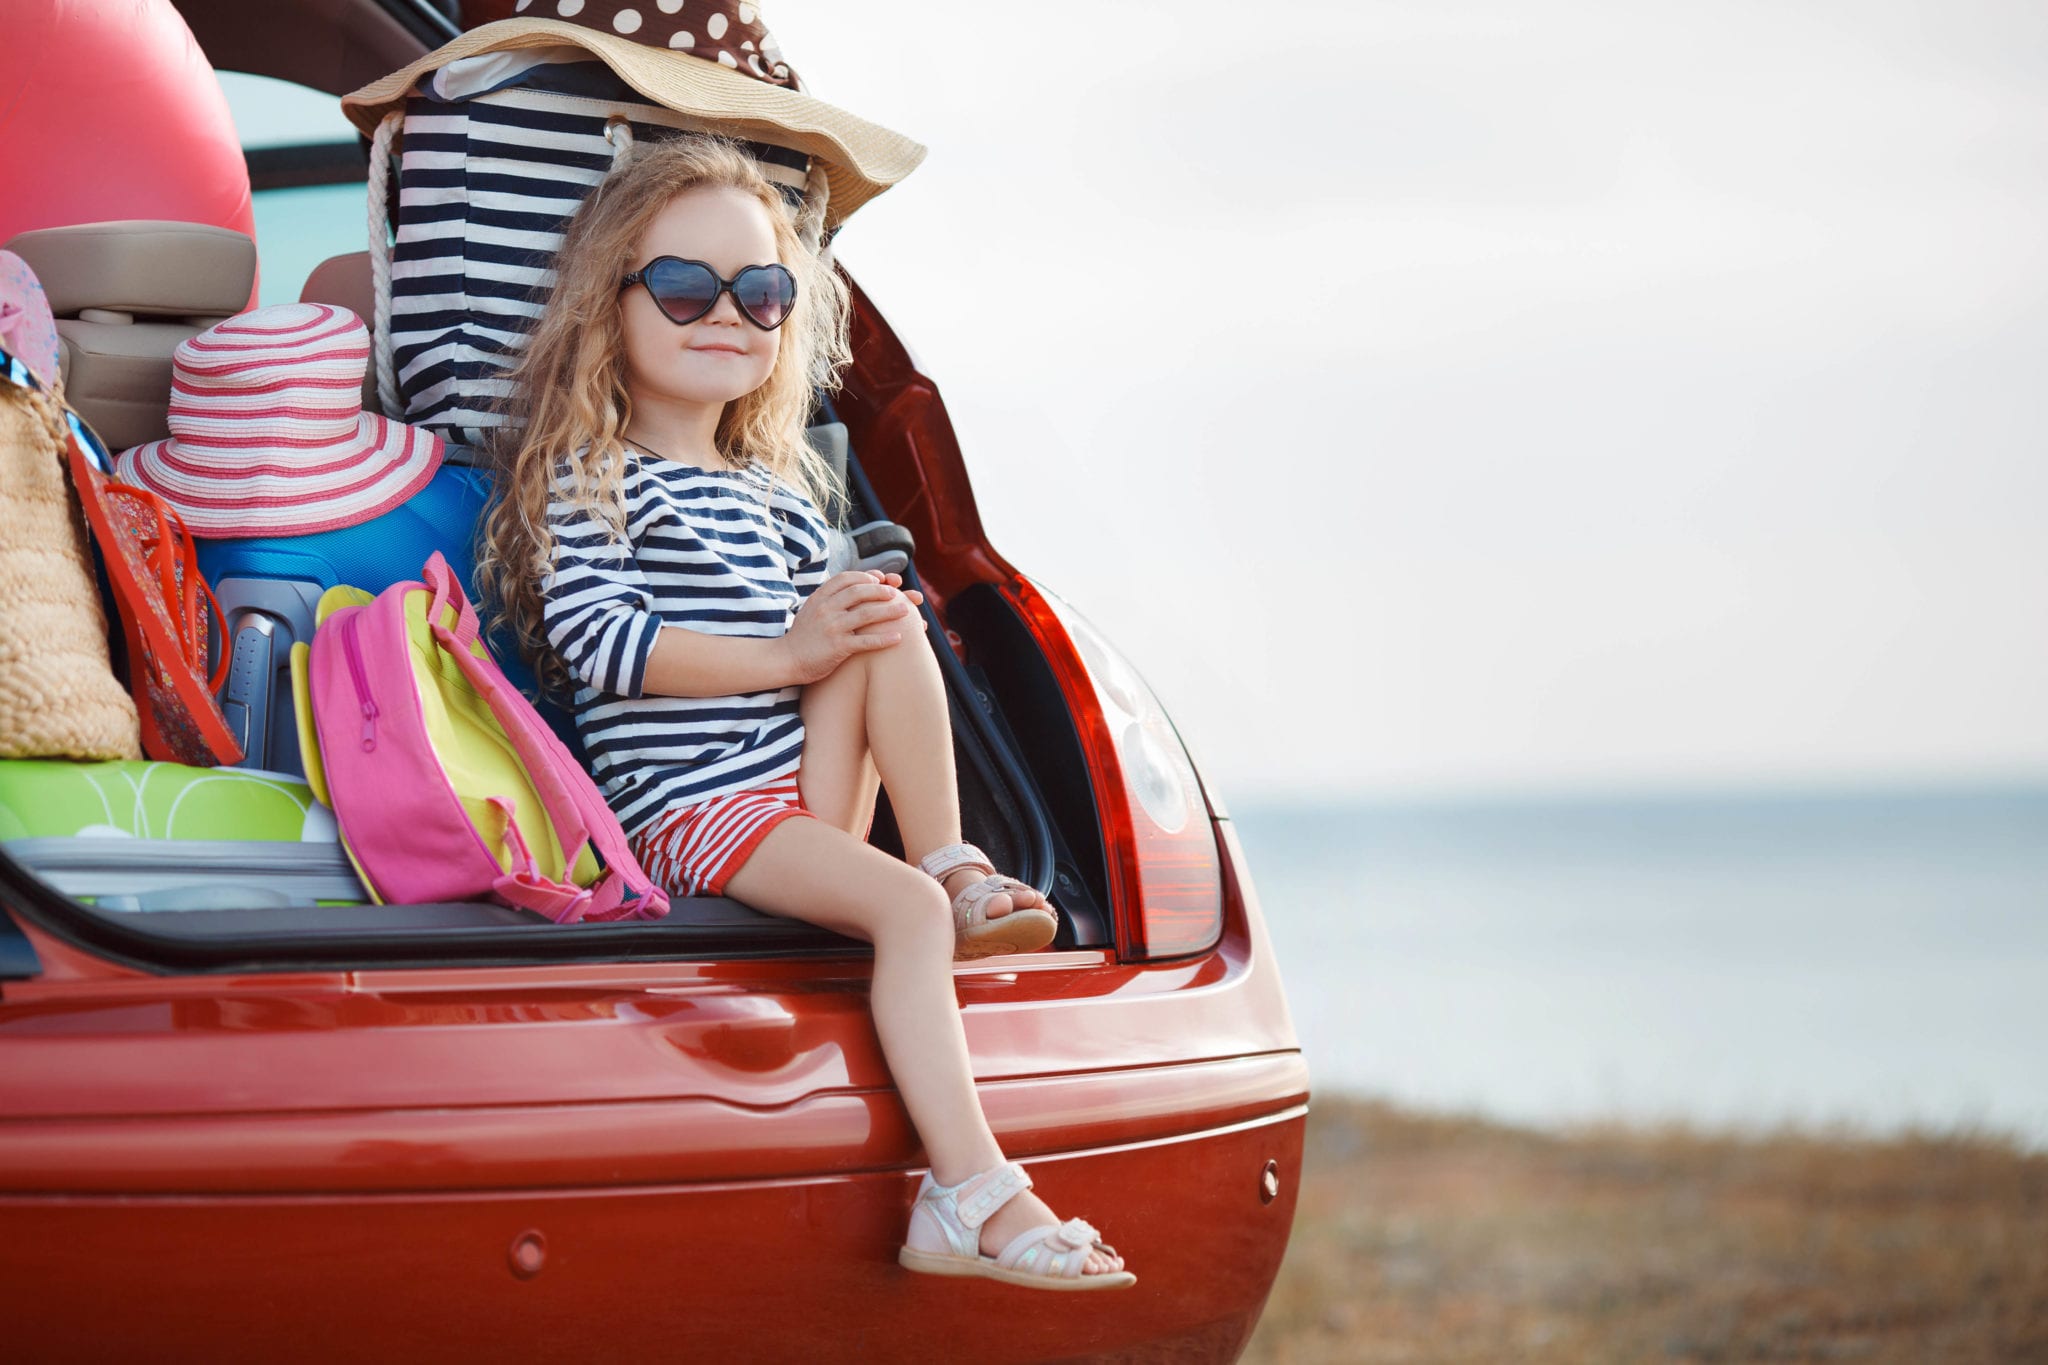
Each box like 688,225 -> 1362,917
0,0 -> 1131,978
0,367 -> 1120,974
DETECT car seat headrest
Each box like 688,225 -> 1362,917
300,252 -> 376,325
6,220 -> 255,320
1,221 -> 257,451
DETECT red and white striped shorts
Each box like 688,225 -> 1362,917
628,772 -> 812,898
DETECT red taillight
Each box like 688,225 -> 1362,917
1003,578 -> 1224,959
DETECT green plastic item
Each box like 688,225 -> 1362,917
0,760 -> 335,844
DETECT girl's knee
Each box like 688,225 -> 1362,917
874,875 -> 953,950
905,876 -> 954,936
871,625 -> 935,667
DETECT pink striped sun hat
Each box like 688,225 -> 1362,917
115,303 -> 442,539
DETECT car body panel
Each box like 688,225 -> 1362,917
1,826 -> 1305,1359
0,1109 -> 1304,1365
0,1053 -> 1306,1194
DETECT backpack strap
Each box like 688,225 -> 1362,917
419,553 -> 670,923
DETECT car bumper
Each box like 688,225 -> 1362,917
0,1085 -> 1306,1364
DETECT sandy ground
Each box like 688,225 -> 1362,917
1241,1097 -> 2048,1364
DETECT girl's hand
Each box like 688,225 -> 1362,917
782,570 -> 926,683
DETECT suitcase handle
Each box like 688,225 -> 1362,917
221,613 -> 277,765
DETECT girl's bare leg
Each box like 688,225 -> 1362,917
722,818 -> 1119,1273
797,630 -> 1049,918
794,656 -> 882,837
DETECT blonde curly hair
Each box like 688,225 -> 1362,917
476,133 -> 851,696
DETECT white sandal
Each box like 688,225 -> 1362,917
898,1161 -> 1136,1290
918,842 -> 1059,960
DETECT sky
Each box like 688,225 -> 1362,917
229,0 -> 2048,803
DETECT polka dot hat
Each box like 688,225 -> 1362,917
344,1 -> 924,228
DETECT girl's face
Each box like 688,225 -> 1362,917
619,185 -> 784,414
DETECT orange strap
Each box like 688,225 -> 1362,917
98,482 -> 231,695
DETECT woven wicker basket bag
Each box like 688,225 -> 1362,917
0,382 -> 142,760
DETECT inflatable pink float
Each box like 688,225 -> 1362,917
0,0 -> 254,297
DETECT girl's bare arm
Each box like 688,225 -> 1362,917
641,570 -> 925,698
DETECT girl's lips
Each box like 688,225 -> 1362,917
689,344 -> 749,356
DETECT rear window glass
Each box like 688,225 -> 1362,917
217,71 -> 366,307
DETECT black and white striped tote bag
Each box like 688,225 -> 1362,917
362,62 -> 818,450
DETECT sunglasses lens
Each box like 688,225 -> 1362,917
733,265 -> 796,329
645,258 -> 721,323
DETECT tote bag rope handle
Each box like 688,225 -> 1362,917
604,117 -> 634,162
367,110 -> 404,421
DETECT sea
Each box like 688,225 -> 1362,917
1229,786 -> 2048,1149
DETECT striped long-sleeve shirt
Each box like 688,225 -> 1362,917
541,448 -> 830,837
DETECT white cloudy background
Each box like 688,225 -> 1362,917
762,0 -> 2048,803
230,0 -> 2048,804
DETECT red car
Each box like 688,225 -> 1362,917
0,2 -> 1307,1359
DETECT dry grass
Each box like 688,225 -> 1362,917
1243,1097 -> 2048,1364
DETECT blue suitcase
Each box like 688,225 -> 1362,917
194,464 -> 569,776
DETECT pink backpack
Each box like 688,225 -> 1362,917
292,552 -> 669,923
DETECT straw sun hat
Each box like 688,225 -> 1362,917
341,2 -> 926,229
115,304 -> 443,539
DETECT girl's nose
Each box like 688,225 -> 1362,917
705,289 -> 744,324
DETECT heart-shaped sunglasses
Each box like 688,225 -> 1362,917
619,256 -> 797,331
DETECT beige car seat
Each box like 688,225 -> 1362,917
3,221 -> 255,450
298,251 -> 381,412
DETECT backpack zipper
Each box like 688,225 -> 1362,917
340,612 -> 379,751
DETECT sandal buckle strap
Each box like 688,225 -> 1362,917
1052,1218 -> 1101,1251
950,874 -> 1009,929
949,1161 -> 1032,1231
918,841 -> 994,882
994,1216 -> 1112,1277
950,875 -> 1057,932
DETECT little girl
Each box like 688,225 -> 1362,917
477,135 -> 1134,1289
